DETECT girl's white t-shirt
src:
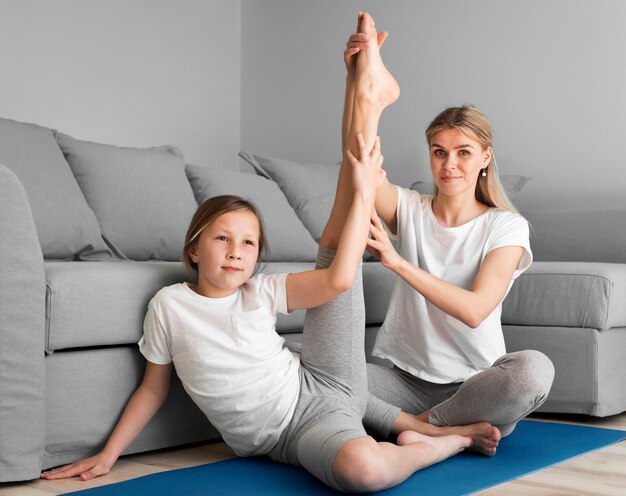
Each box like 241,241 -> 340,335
372,187 -> 532,384
139,273 -> 300,457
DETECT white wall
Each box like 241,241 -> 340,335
0,0 -> 241,170
241,0 -> 626,212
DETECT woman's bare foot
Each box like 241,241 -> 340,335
394,412 -> 500,456
397,430 -> 471,464
436,422 -> 501,457
354,12 -> 400,109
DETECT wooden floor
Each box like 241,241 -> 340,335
2,412 -> 625,496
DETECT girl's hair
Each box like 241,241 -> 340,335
425,105 -> 517,212
182,195 -> 268,273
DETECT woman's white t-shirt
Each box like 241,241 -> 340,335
139,273 -> 300,457
372,187 -> 532,384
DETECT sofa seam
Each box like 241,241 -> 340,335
45,281 -> 53,355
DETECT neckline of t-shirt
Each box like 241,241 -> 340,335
182,282 -> 239,305
425,196 -> 493,231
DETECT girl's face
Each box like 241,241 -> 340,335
429,128 -> 491,199
189,209 -> 261,298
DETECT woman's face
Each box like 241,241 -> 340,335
429,128 -> 491,198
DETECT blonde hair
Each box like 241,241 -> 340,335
425,105 -> 517,212
182,195 -> 268,273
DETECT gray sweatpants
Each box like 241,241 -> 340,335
365,350 -> 555,438
268,246 -> 369,491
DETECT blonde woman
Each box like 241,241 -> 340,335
342,12 -> 555,454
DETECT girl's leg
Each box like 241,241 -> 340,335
303,12 -> 399,406
299,247 -> 368,409
427,350 -> 555,437
331,432 -> 470,492
320,12 -> 399,248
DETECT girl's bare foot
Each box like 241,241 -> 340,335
397,430 -> 471,464
354,12 -> 400,109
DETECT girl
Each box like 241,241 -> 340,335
41,134 -> 475,493
340,12 -> 555,448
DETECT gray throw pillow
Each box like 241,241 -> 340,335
185,164 -> 319,262
57,133 -> 198,261
410,175 -> 531,200
239,152 -> 339,242
0,117 -> 111,260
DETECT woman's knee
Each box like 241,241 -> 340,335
333,438 -> 391,493
499,350 -> 555,401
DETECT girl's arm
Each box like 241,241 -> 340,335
41,361 -> 173,481
368,211 -> 524,328
286,134 -> 383,312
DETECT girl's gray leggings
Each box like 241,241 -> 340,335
365,350 -> 555,437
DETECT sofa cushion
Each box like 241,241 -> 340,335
45,261 -> 193,352
524,209 -> 626,263
0,118 -> 110,260
45,260 -> 392,351
185,163 -> 319,262
502,262 -> 626,330
56,133 -> 198,261
239,152 -> 339,242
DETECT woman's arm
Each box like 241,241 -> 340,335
41,361 -> 173,481
367,211 -> 524,328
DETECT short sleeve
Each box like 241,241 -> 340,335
385,185 -> 420,241
138,299 -> 173,365
487,212 -> 533,278
244,272 -> 289,315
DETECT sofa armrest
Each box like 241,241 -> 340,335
0,164 -> 46,481
503,261 -> 626,330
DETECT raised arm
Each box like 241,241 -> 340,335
41,361 -> 173,481
367,211 -> 524,328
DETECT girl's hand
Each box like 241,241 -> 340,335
40,452 -> 116,481
367,209 -> 403,270
346,133 -> 386,199
344,12 -> 388,81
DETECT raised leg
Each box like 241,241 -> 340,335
320,12 -> 399,249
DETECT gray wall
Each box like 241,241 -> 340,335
0,0 -> 241,170
241,0 -> 626,212
2,1 -> 624,211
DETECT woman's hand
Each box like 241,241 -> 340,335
367,209 -> 403,270
344,12 -> 388,81
346,133 -> 386,199
40,451 -> 117,481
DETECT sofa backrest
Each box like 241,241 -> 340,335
523,209 -> 626,263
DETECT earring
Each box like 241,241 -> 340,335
481,169 -> 487,177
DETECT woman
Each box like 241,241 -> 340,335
342,12 -> 555,448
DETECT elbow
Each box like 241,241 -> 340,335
328,273 -> 354,296
463,310 -> 489,330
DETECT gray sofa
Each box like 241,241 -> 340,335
1,117 -> 625,483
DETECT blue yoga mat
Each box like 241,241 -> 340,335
65,420 -> 625,495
